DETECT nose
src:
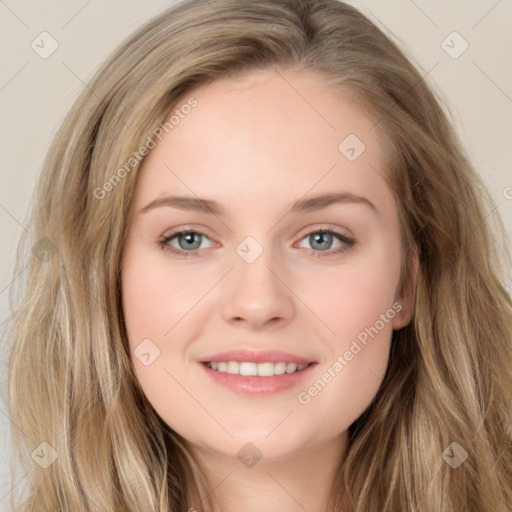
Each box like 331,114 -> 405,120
222,247 -> 296,330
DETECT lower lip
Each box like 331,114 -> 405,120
198,362 -> 318,396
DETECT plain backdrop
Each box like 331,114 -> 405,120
0,0 -> 511,508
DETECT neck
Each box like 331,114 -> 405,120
184,431 -> 348,512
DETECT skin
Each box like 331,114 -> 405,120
121,66 -> 417,512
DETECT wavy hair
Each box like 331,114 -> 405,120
5,0 -> 512,510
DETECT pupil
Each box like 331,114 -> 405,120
181,233 -> 200,250
312,232 -> 331,250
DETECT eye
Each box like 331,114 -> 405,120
158,229 -> 215,257
295,227 -> 356,256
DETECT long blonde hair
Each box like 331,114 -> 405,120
5,0 -> 512,510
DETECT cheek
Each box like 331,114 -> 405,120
302,249 -> 401,348
296,270 -> 396,433
121,248 -> 199,427
121,246 -> 223,412
294,244 -> 400,419
121,248 -> 209,344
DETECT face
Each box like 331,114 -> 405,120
121,66 -> 415,464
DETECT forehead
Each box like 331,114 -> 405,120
132,66 -> 393,218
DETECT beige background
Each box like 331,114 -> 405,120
0,0 -> 511,507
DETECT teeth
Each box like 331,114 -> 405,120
240,362 -> 256,376
226,361 -> 239,374
206,361 -> 310,376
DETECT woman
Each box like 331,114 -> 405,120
6,0 -> 512,510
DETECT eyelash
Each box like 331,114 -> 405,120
157,227 -> 356,259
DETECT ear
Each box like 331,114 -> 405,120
392,244 -> 419,330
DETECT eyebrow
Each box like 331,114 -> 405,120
138,192 -> 378,216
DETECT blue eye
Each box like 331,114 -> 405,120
158,227 -> 355,258
158,229 -> 213,257
297,227 -> 355,256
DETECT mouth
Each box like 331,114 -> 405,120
198,356 -> 318,395
202,360 -> 313,377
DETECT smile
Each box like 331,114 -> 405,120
204,361 -> 312,377
199,360 -> 317,396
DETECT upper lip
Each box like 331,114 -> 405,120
199,349 -> 316,364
